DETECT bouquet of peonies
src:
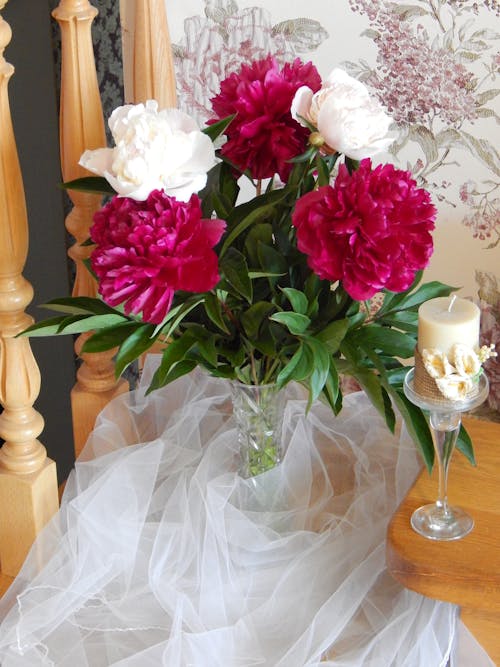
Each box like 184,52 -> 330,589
25,57 -> 470,470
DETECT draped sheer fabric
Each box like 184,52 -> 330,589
0,358 -> 494,666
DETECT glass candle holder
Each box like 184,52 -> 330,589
403,369 -> 489,541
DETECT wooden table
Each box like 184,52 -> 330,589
387,417 -> 500,664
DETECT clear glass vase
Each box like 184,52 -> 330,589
230,381 -> 286,478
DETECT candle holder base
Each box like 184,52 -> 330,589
411,503 -> 474,541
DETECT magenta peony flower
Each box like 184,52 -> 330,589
292,159 -> 436,300
90,191 -> 226,324
210,55 -> 321,181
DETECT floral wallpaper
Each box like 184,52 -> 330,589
165,0 -> 499,414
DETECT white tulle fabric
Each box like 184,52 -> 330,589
0,358 -> 494,666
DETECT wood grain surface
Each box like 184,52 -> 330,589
387,416 -> 500,663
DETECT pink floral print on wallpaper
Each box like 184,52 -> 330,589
170,0 -> 499,413
345,0 -> 499,246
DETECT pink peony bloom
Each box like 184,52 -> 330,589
291,159 -> 436,300
210,55 -> 321,181
90,191 -> 226,324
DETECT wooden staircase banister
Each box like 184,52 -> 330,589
52,0 -> 128,459
0,0 -> 59,577
120,0 -> 177,108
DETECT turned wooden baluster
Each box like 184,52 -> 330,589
120,0 -> 177,108
52,0 -> 128,459
119,0 -> 177,366
0,1 -> 59,577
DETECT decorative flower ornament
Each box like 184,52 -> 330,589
422,342 -> 496,400
80,101 -> 216,201
435,375 -> 474,401
450,343 -> 482,378
291,68 -> 394,159
421,349 -> 455,379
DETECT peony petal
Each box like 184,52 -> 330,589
291,86 -> 314,126
79,148 -> 115,175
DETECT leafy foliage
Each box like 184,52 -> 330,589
22,123 -> 463,472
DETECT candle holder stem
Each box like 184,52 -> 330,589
410,410 -> 473,540
432,411 -> 461,516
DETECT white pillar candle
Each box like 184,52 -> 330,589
417,296 -> 480,355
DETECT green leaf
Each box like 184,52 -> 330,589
202,114 -> 235,142
385,366 -> 411,387
315,154 -> 331,187
340,340 -> 396,430
148,332 -> 196,392
276,342 -> 315,386
391,389 -> 435,471
349,364 -> 393,425
220,189 -> 289,256
204,292 -> 230,333
240,301 -> 275,339
40,297 -> 121,316
321,365 -> 341,414
81,322 -> 142,353
378,272 -> 423,314
61,176 -> 115,196
304,337 -> 331,405
217,342 -> 245,368
82,257 -> 98,282
114,324 -> 157,377
244,223 -> 273,267
220,248 -> 253,303
276,343 -> 304,387
160,297 -> 205,340
57,313 -> 127,334
288,144 -> 316,164
19,316 -> 71,337
211,189 -> 233,219
456,424 -> 475,465
269,311 -> 311,335
281,287 -> 308,315
350,325 -> 415,359
156,359 -> 197,387
257,241 -> 288,278
378,310 -> 418,334
344,157 -> 360,174
382,281 -> 459,314
315,319 -> 349,353
194,336 -> 218,367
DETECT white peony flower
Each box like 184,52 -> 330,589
422,348 -> 454,379
291,68 -> 393,160
449,343 -> 481,378
435,375 -> 474,401
79,100 -> 216,201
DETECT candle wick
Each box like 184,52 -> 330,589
448,295 -> 457,312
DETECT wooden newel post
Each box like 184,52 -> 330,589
52,0 -> 128,458
0,1 -> 59,577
